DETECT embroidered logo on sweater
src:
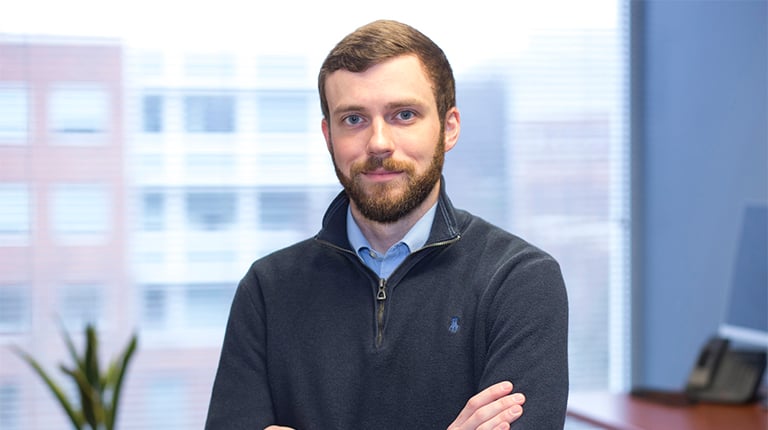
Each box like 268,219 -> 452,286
449,316 -> 460,334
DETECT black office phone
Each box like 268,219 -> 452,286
684,337 -> 766,404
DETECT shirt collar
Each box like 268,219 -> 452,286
347,202 -> 438,256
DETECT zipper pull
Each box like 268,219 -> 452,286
376,278 -> 387,300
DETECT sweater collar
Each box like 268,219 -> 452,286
316,177 -> 462,252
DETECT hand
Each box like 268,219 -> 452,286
264,426 -> 295,430
447,381 -> 525,430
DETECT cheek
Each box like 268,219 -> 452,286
329,138 -> 362,168
397,129 -> 441,161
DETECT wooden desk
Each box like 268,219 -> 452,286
567,391 -> 767,430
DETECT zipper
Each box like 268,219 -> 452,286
375,277 -> 387,347
315,235 -> 461,348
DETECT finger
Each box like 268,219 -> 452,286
448,381 -> 514,428
457,392 -> 525,430
480,405 -> 523,430
473,397 -> 524,430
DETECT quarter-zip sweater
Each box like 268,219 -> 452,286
206,182 -> 569,429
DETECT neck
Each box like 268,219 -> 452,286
350,183 -> 440,254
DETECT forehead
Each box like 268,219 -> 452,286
324,55 -> 436,113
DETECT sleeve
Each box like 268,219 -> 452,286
205,271 -> 276,430
479,253 -> 569,429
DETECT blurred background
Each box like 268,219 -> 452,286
0,0 -> 764,429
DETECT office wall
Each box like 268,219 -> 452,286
637,0 -> 767,388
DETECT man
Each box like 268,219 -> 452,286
206,20 -> 568,429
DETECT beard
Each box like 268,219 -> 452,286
331,133 -> 445,224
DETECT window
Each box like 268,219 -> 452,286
0,184 -> 30,241
52,184 -> 110,237
49,85 -> 108,134
0,85 -> 28,142
185,283 -> 234,328
259,189 -> 307,230
0,383 -> 20,430
59,283 -> 103,330
142,95 -> 164,133
256,91 -> 311,133
3,1 -> 630,429
185,191 -> 237,230
141,283 -> 235,332
142,285 -> 167,329
183,95 -> 235,133
141,192 -> 165,230
0,286 -> 29,333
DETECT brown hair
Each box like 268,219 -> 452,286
318,20 -> 456,121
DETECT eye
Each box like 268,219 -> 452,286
343,114 -> 363,126
396,110 -> 416,121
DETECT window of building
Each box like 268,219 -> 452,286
0,184 -> 30,242
49,85 -> 108,135
185,191 -> 237,230
52,184 -> 110,237
258,189 -> 307,230
142,285 -> 167,329
59,283 -> 103,330
0,383 -> 20,430
0,286 -> 29,334
0,85 -> 28,143
141,283 -> 235,333
184,283 -> 234,329
256,91 -> 311,133
141,192 -> 165,231
183,95 -> 235,133
142,95 -> 164,133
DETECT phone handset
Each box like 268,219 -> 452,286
685,337 -> 729,392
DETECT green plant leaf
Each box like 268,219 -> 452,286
105,333 -> 138,430
12,347 -> 85,430
85,325 -> 107,426
84,325 -> 102,391
15,324 -> 137,430
60,321 -> 81,371
61,364 -> 101,428
62,324 -> 99,429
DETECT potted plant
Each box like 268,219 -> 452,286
13,324 -> 138,430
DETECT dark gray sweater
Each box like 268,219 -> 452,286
206,184 -> 569,429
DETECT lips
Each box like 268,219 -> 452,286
366,168 -> 402,175
363,169 -> 403,182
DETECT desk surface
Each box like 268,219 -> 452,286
567,391 -> 768,430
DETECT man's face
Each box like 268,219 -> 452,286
321,54 -> 460,223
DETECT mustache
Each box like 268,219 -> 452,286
357,156 -> 411,173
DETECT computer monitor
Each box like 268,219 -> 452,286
718,205 -> 768,348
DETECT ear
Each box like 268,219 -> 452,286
443,107 -> 460,153
321,118 -> 332,153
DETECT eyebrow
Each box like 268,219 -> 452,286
330,99 -> 429,118
331,104 -> 366,117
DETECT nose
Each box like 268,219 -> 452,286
367,117 -> 395,156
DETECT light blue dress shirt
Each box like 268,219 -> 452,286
346,203 -> 437,280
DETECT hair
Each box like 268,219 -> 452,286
318,20 -> 456,122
